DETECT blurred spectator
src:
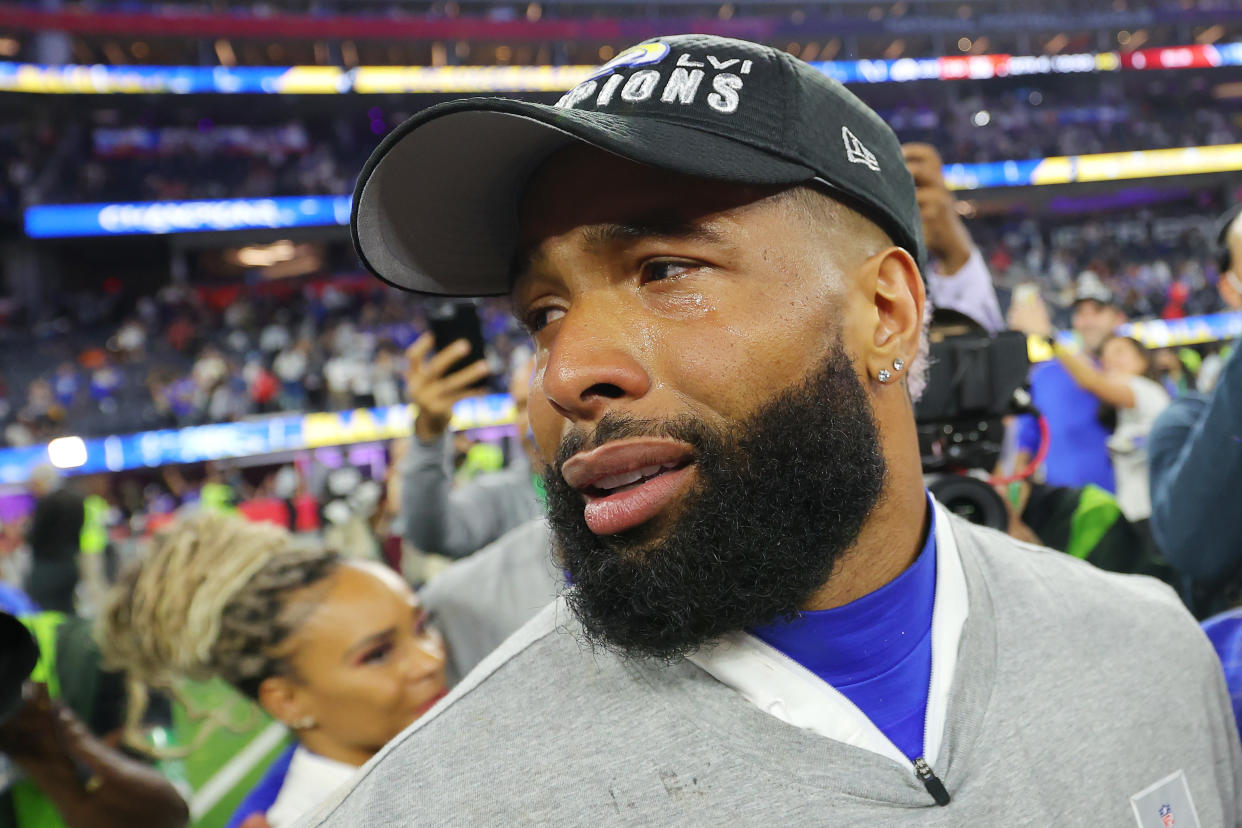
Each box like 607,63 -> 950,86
20,379 -> 65,435
0,604 -> 189,828
273,338 -> 311,410
1148,205 -> 1242,618
97,513 -> 446,827
1048,335 -> 1170,526
903,143 -> 1003,332
111,318 -> 147,360
371,341 -> 404,408
164,315 -> 196,353
1196,342 -> 1233,395
24,465 -> 84,613
322,352 -> 355,411
51,363 -> 80,409
88,359 -> 123,415
1008,280 -> 1128,491
258,312 -> 292,355
245,357 -> 280,413
1153,348 -> 1196,398
1003,479 -> 1174,584
400,340 -> 541,559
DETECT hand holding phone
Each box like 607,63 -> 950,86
406,303 -> 492,442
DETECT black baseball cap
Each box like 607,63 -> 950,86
351,34 -> 925,296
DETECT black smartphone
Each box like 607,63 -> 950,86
426,301 -> 490,389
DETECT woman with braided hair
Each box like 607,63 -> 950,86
97,511 -> 447,828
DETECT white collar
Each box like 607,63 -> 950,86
687,498 -> 969,770
265,746 -> 358,828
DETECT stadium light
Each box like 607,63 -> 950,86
47,436 -> 88,470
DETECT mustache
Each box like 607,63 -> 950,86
554,412 -> 713,469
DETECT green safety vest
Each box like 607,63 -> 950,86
456,443 -> 506,483
200,482 -> 237,514
9,613 -> 69,828
79,496 -> 109,557
2,613 -> 183,828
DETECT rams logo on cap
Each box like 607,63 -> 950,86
585,41 -> 671,82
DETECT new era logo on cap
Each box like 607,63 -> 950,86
842,126 -> 881,172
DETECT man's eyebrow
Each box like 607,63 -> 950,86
509,217 -> 729,291
580,218 -> 729,248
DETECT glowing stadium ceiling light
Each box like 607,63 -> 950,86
47,436 -> 88,469
235,240 -> 296,267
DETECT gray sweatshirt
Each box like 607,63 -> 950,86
420,519 -> 561,685
303,515 -> 1242,826
400,434 -> 544,559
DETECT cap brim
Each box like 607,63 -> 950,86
1071,295 -> 1116,309
352,97 -> 815,296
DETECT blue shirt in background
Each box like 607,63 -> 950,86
1017,360 -> 1115,492
0,583 -> 39,617
1201,609 -> 1242,749
751,500 -> 937,761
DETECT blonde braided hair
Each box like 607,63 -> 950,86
97,511 -> 340,754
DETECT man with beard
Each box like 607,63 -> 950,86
305,35 -> 1240,825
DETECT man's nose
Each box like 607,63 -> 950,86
540,294 -> 652,423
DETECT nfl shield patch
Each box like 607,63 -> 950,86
1130,771 -> 1201,828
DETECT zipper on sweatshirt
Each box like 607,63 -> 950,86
915,503 -> 953,807
912,757 -> 951,806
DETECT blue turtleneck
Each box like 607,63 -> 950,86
751,499 -> 937,761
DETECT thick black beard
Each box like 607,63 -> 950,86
542,338 -> 887,661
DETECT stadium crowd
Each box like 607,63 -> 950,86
5,72 -> 1242,211
0,281 -> 527,446
0,24 -> 1241,828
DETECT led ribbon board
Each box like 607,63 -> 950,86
0,395 -> 516,484
1026,311 -> 1242,363
2,43 -> 1240,95
24,195 -> 352,238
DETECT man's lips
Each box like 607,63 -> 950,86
561,438 -> 695,535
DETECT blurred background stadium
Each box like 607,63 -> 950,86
2,0 -> 1242,824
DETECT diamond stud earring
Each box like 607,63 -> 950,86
893,357 -> 905,372
877,369 -> 892,383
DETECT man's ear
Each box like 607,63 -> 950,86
256,674 -> 309,729
862,246 -> 925,386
